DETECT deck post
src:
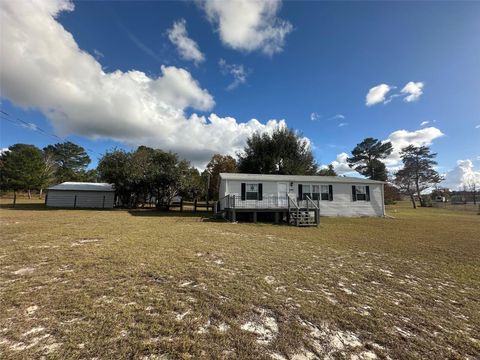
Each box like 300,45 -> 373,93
253,211 -> 257,223
231,209 -> 236,222
274,211 -> 279,224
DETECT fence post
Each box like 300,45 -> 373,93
13,192 -> 16,208
180,198 -> 183,212
74,195 -> 77,209
194,198 -> 197,212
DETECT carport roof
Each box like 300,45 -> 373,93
48,182 -> 115,191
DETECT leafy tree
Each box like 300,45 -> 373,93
396,145 -> 442,207
97,149 -> 134,207
393,167 -> 418,208
384,183 -> 401,205
238,127 -> 317,175
347,137 -> 393,181
0,144 -> 45,198
318,164 -> 337,176
180,167 -> 205,201
205,154 -> 237,200
44,141 -> 91,182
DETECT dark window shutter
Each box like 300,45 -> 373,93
366,185 -> 370,201
258,183 -> 263,200
241,183 -> 246,201
329,185 -> 333,201
352,185 -> 357,201
298,184 -> 303,201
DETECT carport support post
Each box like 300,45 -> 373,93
74,195 -> 77,209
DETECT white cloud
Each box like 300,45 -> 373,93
310,112 -> 321,121
327,126 -> 444,176
199,0 -> 292,55
420,121 -> 429,126
365,84 -> 392,106
0,148 -> 10,155
330,152 -> 354,175
384,127 -> 444,169
401,81 -> 424,102
442,160 -> 480,190
338,122 -> 348,127
167,19 -> 205,64
219,59 -> 248,90
0,0 -> 289,166
93,49 -> 104,59
329,114 -> 345,121
475,124 -> 480,129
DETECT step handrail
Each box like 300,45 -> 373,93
305,195 -> 320,226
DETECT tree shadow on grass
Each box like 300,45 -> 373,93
0,202 -> 118,212
128,208 -> 214,219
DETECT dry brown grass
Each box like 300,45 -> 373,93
0,199 -> 479,359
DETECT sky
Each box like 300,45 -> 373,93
1,0 -> 479,189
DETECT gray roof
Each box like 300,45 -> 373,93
48,182 -> 115,192
219,173 -> 384,184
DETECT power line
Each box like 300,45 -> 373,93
0,111 -> 102,157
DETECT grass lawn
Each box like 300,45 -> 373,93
0,200 -> 479,360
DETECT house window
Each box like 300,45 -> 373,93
302,185 -> 320,200
321,185 -> 330,200
355,185 -> 367,201
246,183 -> 258,200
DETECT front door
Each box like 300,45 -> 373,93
277,183 -> 288,207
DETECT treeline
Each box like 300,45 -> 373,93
1,126 -> 447,208
0,142 -> 95,198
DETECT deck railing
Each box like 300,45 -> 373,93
219,194 -> 292,209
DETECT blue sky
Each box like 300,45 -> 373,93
1,0 -> 479,188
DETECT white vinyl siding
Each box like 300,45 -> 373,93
219,178 -> 384,217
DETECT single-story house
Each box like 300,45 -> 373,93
46,182 -> 115,208
218,173 -> 385,226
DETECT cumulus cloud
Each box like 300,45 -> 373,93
199,0 -> 292,55
326,127 -> 444,176
442,160 -> 480,190
365,84 -> 392,106
366,81 -> 425,106
0,0 -> 288,166
401,81 -> 424,102
219,59 -> 249,90
167,19 -> 205,64
330,152 -> 354,175
383,127 -> 444,169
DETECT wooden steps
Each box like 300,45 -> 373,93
288,209 -> 318,227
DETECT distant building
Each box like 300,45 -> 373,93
46,182 -> 115,208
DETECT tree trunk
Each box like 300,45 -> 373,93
410,193 -> 417,209
39,188 -> 43,198
28,189 -> 31,199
